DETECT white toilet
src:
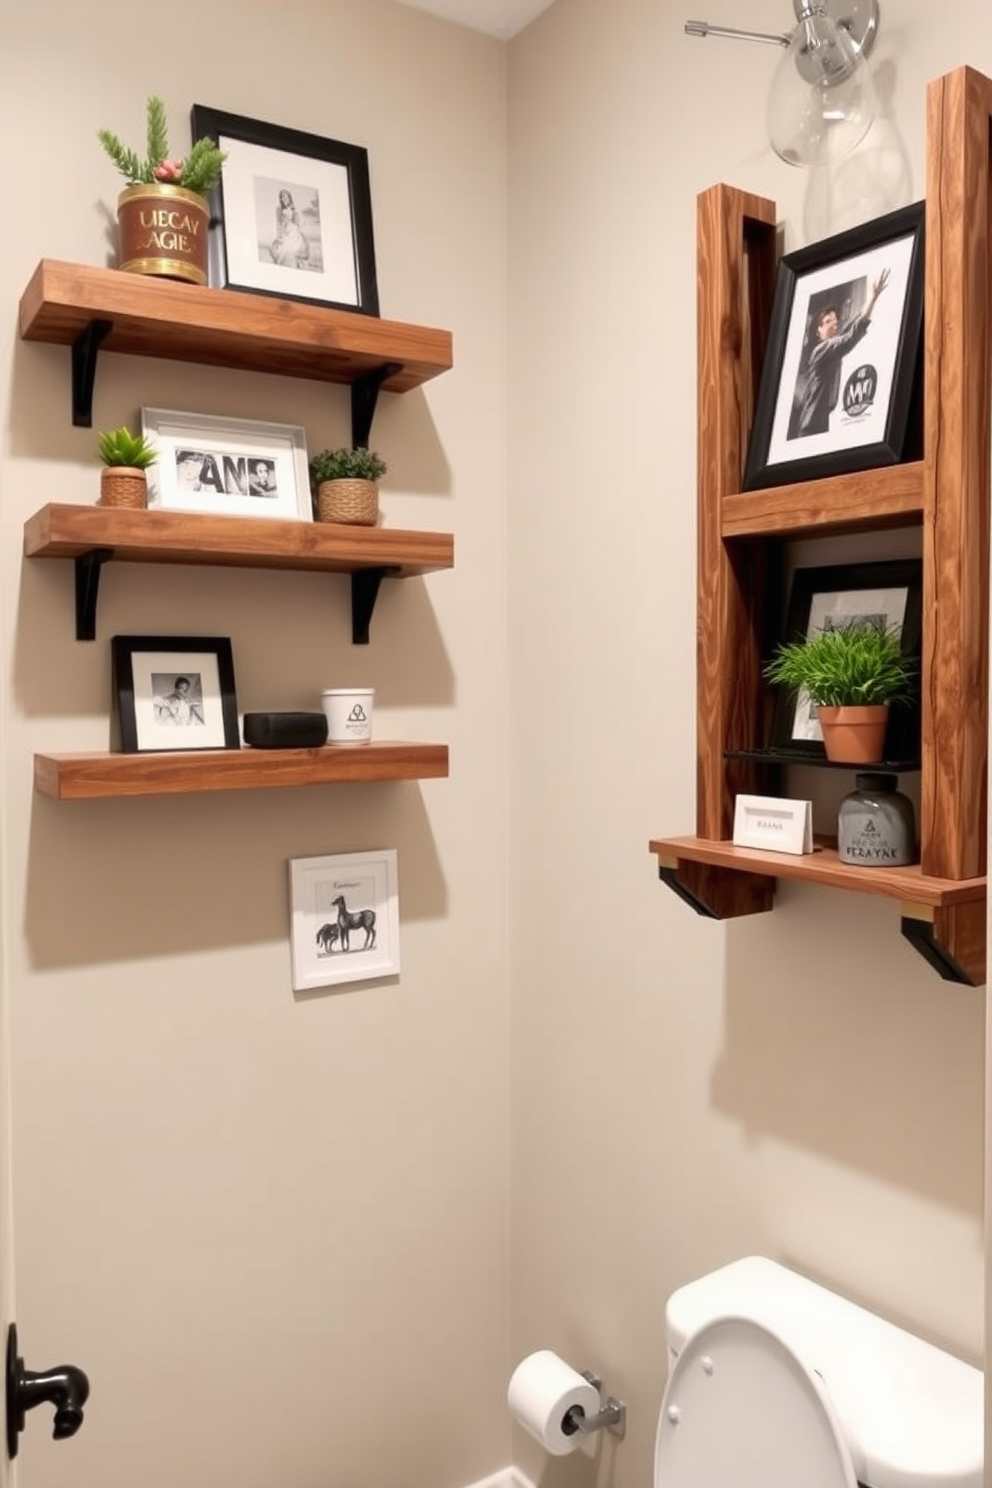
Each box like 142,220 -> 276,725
656,1256 -> 983,1488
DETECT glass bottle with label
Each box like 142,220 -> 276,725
837,772 -> 916,867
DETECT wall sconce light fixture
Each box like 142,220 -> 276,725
685,0 -> 880,168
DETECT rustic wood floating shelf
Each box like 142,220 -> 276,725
18,260 -> 453,440
24,503 -> 454,644
35,743 -> 449,801
651,66 -> 992,988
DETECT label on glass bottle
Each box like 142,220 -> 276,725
837,772 -> 915,867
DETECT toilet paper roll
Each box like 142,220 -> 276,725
507,1349 -> 601,1456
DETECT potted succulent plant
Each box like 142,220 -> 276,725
764,618 -> 916,764
98,96 -> 227,286
308,447 -> 387,525
98,426 -> 157,510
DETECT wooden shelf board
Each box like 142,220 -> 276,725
722,462 -> 924,538
19,260 -> 452,393
35,743 -> 449,801
649,834 -> 985,909
24,504 -> 453,577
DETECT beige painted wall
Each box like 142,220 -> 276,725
506,1 -> 986,1486
0,3 -> 509,1487
0,2 -> 988,1488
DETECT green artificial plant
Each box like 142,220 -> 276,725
98,96 -> 226,195
309,447 -> 388,485
763,619 -> 916,708
98,427 -> 158,470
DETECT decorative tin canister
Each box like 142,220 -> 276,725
117,183 -> 210,286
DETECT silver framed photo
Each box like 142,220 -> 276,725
141,407 -> 311,521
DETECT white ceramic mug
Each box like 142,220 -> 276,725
321,688 -> 374,745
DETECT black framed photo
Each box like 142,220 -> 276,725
190,105 -> 380,316
112,636 -> 240,754
743,202 -> 924,491
768,559 -> 922,760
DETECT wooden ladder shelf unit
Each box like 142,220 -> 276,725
650,65 -> 991,987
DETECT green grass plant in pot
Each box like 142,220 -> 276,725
98,96 -> 227,286
308,447 -> 387,526
98,426 -> 157,510
763,618 -> 916,764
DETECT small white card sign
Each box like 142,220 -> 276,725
733,794 -> 813,856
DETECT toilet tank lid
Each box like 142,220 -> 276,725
664,1257 -> 982,1488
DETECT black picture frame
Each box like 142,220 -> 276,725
767,559 -> 923,763
112,635 -> 240,754
743,202 -> 924,491
190,105 -> 380,316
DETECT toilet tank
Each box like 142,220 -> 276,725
665,1257 -> 982,1488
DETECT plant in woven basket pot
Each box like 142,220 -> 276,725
98,427 -> 157,510
763,618 -> 916,764
309,447 -> 387,526
98,96 -> 227,286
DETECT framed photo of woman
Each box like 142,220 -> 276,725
190,105 -> 380,316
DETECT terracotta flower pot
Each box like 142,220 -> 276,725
817,704 -> 889,764
317,479 -> 379,525
100,467 -> 147,509
117,183 -> 210,286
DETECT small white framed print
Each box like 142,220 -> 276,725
289,849 -> 399,992
733,794 -> 813,856
142,407 -> 311,521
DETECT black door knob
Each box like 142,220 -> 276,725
5,1323 -> 90,1458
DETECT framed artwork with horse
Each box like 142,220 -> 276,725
289,849 -> 399,992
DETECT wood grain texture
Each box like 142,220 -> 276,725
932,900 -> 987,986
722,462 -> 924,538
696,185 -> 778,840
19,260 -> 452,392
922,67 -> 992,880
649,835 -> 986,909
24,504 -> 453,576
670,859 -> 774,919
35,743 -> 449,800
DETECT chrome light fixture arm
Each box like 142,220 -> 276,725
685,2 -> 878,63
684,20 -> 789,46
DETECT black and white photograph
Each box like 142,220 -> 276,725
191,105 -> 380,315
142,408 -> 311,521
768,559 -> 922,760
112,636 -> 240,754
289,850 -> 400,992
743,203 -> 924,490
259,181 -> 322,272
152,672 -> 205,728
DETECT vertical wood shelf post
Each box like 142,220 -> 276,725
921,68 -> 992,890
685,185 -> 779,918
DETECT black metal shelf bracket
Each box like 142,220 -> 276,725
71,320 -> 113,428
351,566 -> 400,645
74,549 -> 113,641
900,915 -> 977,985
658,863 -> 720,919
350,363 -> 403,449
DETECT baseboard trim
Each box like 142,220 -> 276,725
462,1471 -> 534,1488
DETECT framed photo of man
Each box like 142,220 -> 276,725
743,202 -> 924,491
112,635 -> 240,754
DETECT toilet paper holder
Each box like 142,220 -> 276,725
565,1371 -> 627,1441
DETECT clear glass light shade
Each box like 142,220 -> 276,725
767,8 -> 876,167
